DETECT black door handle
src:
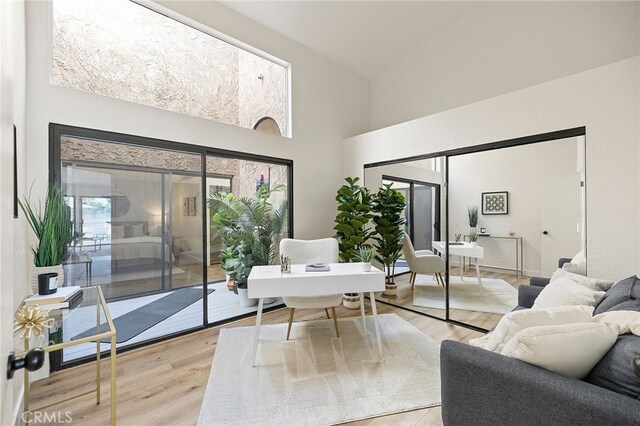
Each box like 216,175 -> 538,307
7,348 -> 45,379
542,231 -> 549,235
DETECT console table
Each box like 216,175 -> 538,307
465,235 -> 524,277
17,286 -> 116,425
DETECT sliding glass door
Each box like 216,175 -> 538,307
52,124 -> 292,368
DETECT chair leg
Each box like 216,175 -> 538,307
324,308 -> 330,319
331,307 -> 340,338
286,308 -> 295,340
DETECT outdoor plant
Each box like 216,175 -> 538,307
208,184 -> 288,288
334,177 -> 374,262
354,245 -> 374,263
371,183 -> 406,283
468,206 -> 479,228
19,184 -> 73,267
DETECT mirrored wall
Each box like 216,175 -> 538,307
364,130 -> 586,330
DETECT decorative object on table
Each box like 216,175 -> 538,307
25,285 -> 81,306
280,254 -> 291,273
37,272 -> 58,295
455,233 -> 462,242
208,184 -> 287,306
354,245 -> 374,272
482,191 -> 509,215
19,184 -> 73,293
480,227 -> 486,234
305,263 -> 330,272
13,305 -> 55,340
468,205 -> 479,235
468,233 -> 478,247
334,177 -> 374,308
372,183 -> 406,298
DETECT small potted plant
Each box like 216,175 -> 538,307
355,245 -> 374,272
19,184 -> 73,294
468,206 -> 478,235
468,233 -> 478,247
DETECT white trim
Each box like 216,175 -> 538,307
13,384 -> 24,426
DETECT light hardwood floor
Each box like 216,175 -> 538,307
29,270 -> 528,426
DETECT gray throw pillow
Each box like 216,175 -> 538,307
593,276 -> 638,315
585,334 -> 640,400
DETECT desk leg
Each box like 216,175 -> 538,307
251,298 -> 264,366
369,292 -> 383,358
475,262 -> 483,287
460,256 -> 464,281
110,335 -> 116,426
359,292 -> 367,334
96,303 -> 101,404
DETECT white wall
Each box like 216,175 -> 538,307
25,0 -> 371,246
448,138 -> 581,277
344,56 -> 640,281
371,1 -> 640,130
0,0 -> 28,423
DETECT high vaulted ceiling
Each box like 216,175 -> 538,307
221,1 -> 478,79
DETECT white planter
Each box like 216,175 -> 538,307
470,242 -> 478,247
383,282 -> 397,298
362,262 -> 372,272
343,293 -> 360,310
31,264 -> 64,294
237,287 -> 257,307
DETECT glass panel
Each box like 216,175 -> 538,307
206,155 -> 289,324
52,0 -> 288,136
364,161 -> 446,320
447,137 -> 585,330
60,137 -> 204,362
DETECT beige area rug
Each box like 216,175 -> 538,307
413,275 -> 518,314
198,314 -> 441,425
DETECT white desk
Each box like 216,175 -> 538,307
248,263 -> 385,365
432,241 -> 485,286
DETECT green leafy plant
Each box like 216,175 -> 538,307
354,245 -> 374,263
468,233 -> 478,243
334,177 -> 374,262
208,184 -> 288,288
371,184 -> 406,283
19,184 -> 73,267
468,206 -> 479,228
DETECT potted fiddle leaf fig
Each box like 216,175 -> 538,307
334,177 -> 374,309
371,183 -> 406,298
209,184 -> 287,306
19,184 -> 73,294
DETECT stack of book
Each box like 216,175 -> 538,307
25,286 -> 83,310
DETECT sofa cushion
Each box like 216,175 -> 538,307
532,276 -> 606,310
501,322 -> 619,379
593,310 -> 640,336
585,334 -> 640,400
593,275 -> 639,315
469,305 -> 594,352
550,268 -> 614,292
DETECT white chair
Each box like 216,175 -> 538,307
280,238 -> 342,340
402,233 -> 445,289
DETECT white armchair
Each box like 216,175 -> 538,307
280,238 -> 342,340
402,233 -> 445,289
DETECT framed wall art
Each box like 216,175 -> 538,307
482,191 -> 508,215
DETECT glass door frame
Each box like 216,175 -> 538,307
49,123 -> 294,367
364,126 -> 587,333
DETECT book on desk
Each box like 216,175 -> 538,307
305,263 -> 331,272
25,286 -> 83,310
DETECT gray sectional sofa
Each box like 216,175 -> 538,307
440,266 -> 640,425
